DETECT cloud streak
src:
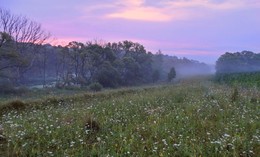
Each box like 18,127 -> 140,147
106,7 -> 172,22
103,0 -> 260,22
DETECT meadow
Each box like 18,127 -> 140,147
0,77 -> 259,156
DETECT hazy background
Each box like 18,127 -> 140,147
2,0 -> 260,64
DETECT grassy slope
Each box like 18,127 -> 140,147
0,78 -> 259,156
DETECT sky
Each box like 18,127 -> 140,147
1,0 -> 260,64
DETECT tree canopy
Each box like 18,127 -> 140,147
0,8 -> 50,84
216,51 -> 260,74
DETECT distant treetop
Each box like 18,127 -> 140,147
216,51 -> 260,74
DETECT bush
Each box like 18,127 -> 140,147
88,82 -> 103,92
3,100 -> 27,111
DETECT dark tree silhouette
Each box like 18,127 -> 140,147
168,67 -> 176,82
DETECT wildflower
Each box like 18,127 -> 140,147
22,143 -> 27,147
223,133 -> 230,137
70,141 -> 75,147
173,143 -> 180,147
211,141 -> 221,144
162,139 -> 168,146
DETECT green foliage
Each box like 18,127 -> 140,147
0,32 -> 13,48
51,40 -> 155,88
152,70 -> 160,82
216,51 -> 260,74
1,100 -> 27,113
215,72 -> 260,88
168,67 -> 176,81
95,61 -> 120,88
122,57 -> 141,85
88,82 -> 103,92
0,79 -> 259,156
0,32 -> 20,79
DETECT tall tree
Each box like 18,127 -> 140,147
66,41 -> 85,83
0,8 -> 50,84
0,32 -> 19,79
168,67 -> 176,82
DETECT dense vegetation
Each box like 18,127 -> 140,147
215,72 -> 260,88
0,78 -> 259,156
216,51 -> 260,74
215,51 -> 260,87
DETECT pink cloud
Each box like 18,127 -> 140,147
106,7 -> 172,22
104,0 -> 260,22
104,0 -> 183,22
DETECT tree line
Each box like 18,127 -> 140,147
215,51 -> 260,87
216,51 -> 260,74
0,8 -> 212,92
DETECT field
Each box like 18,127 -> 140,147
0,77 -> 259,156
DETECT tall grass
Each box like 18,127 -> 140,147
0,78 -> 259,156
215,72 -> 260,88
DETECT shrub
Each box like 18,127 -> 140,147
88,82 -> 103,92
4,100 -> 27,111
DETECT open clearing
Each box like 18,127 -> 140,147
0,78 -> 259,156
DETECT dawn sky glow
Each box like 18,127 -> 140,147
2,0 -> 260,64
